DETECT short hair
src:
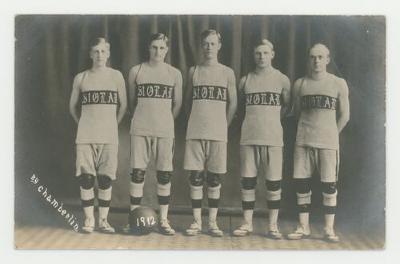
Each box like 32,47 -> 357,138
200,29 -> 222,43
309,43 -> 330,56
89,37 -> 110,50
148,33 -> 169,46
253,38 -> 274,51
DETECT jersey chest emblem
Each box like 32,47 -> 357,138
301,94 -> 337,110
81,90 -> 118,105
137,83 -> 173,99
246,92 -> 281,106
192,85 -> 227,101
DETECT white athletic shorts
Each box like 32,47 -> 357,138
240,145 -> 283,181
293,145 -> 339,182
130,135 -> 174,171
184,139 -> 227,174
75,144 -> 118,179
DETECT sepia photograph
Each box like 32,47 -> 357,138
14,14 -> 385,251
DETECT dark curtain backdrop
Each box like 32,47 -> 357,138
15,15 -> 385,231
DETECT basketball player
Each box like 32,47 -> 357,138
184,29 -> 237,237
127,33 -> 182,236
69,38 -> 127,233
287,43 -> 350,242
232,39 -> 290,239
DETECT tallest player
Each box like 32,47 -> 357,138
288,43 -> 350,242
128,33 -> 182,235
184,30 -> 237,237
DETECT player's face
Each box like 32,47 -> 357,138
309,46 -> 330,73
254,45 -> 274,68
149,39 -> 168,63
201,34 -> 221,60
90,43 -> 110,67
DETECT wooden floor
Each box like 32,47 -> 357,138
14,211 -> 384,250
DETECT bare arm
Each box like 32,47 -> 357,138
69,73 -> 83,124
337,79 -> 350,133
128,66 -> 140,117
184,67 -> 195,119
237,76 -> 247,123
116,71 -> 127,124
172,70 -> 183,119
290,78 -> 303,120
280,75 -> 291,120
226,69 -> 237,126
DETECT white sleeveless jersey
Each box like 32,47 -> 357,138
240,69 -> 288,146
186,64 -> 235,142
296,73 -> 344,150
76,68 -> 123,144
130,63 -> 181,138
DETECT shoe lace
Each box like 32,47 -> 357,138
209,222 -> 220,230
324,228 -> 336,236
190,221 -> 201,229
160,219 -> 171,228
269,224 -> 280,232
99,219 -> 111,228
239,223 -> 252,231
295,225 -> 305,233
84,218 -> 94,227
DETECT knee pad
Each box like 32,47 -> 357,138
295,179 -> 311,194
241,177 -> 257,190
79,174 -> 94,189
157,171 -> 172,185
98,175 -> 112,189
130,169 -> 146,183
322,182 -> 337,194
266,180 -> 281,191
206,172 -> 221,187
189,170 -> 204,186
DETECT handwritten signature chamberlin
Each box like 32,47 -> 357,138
29,174 -> 79,232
